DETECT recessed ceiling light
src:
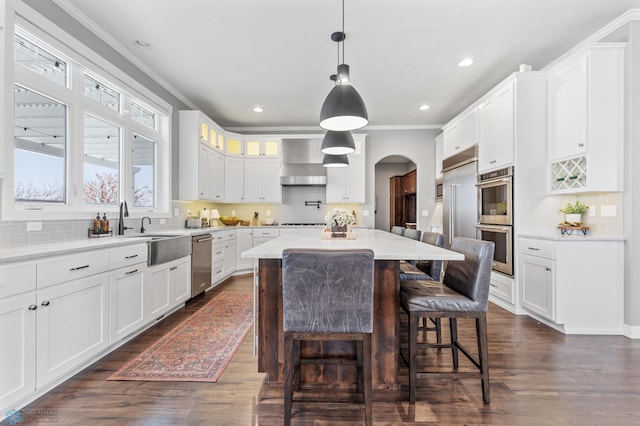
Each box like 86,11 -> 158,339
419,105 -> 430,111
253,106 -> 263,113
133,40 -> 153,50
458,58 -> 474,67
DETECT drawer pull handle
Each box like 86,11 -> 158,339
490,283 -> 498,288
170,266 -> 178,271
70,264 -> 90,271
527,247 -> 540,251
125,269 -> 139,275
28,304 -> 37,311
41,300 -> 50,307
125,254 -> 139,259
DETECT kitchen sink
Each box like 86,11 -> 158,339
127,234 -> 192,265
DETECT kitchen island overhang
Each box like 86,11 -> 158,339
242,229 -> 464,388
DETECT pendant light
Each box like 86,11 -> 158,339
321,130 -> 355,155
319,0 -> 368,131
322,154 -> 349,168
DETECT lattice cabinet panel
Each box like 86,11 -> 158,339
550,156 -> 587,192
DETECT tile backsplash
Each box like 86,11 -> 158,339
556,192 -> 623,237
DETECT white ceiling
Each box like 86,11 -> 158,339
59,0 -> 640,131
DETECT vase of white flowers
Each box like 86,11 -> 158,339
324,208 -> 355,238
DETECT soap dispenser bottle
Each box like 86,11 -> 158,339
93,213 -> 101,234
101,213 -> 109,233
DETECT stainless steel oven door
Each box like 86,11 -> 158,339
477,173 -> 512,225
476,224 -> 512,276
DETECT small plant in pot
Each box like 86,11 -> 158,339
559,200 -> 588,225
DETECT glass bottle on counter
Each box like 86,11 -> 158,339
101,213 -> 109,233
93,213 -> 101,234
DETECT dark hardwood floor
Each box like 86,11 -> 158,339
15,275 -> 640,425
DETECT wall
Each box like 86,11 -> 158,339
363,129 -> 439,230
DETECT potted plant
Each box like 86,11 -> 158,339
559,200 -> 588,225
324,207 -> 355,237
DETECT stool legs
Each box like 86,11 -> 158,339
284,333 -> 294,426
477,314 -> 490,404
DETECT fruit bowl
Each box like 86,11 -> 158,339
220,216 -> 241,226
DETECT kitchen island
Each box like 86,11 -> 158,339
242,228 -> 464,389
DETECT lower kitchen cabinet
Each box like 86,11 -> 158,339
518,236 -> 624,334
147,256 -> 190,320
36,272 -> 110,388
0,291 -> 36,411
236,228 -> 254,271
109,263 -> 146,343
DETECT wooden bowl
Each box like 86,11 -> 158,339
220,218 -> 241,226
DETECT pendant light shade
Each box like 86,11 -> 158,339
320,84 -> 368,131
322,154 -> 349,168
321,130 -> 356,155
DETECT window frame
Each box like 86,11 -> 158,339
1,6 -> 172,221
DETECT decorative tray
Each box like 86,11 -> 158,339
321,229 -> 357,240
557,224 -> 589,236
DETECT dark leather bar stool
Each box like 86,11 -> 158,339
391,226 -> 405,236
400,237 -> 495,404
282,249 -> 375,426
402,228 -> 422,241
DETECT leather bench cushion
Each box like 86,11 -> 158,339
400,279 -> 485,313
399,262 -> 434,281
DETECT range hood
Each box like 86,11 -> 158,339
280,138 -> 327,186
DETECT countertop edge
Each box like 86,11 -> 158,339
518,233 -> 626,242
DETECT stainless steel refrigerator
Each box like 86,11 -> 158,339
442,146 -> 478,247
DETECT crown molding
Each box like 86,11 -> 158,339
225,124 -> 443,133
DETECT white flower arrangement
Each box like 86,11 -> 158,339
324,207 -> 356,227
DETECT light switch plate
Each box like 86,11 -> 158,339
589,206 -> 596,217
422,210 -> 429,217
362,210 -> 370,216
173,208 -> 180,217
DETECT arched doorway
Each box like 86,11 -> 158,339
374,156 -> 416,231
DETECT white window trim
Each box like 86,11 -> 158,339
2,1 -> 172,220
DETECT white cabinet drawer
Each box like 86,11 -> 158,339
489,273 -> 514,304
0,262 -> 37,298
37,250 -> 110,289
253,228 -> 280,238
110,244 -> 148,270
212,261 -> 225,283
212,242 -> 225,262
212,230 -> 235,243
519,238 -> 555,259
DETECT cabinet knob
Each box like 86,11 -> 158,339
28,304 -> 37,311
578,143 -> 584,147
41,300 -> 50,307
546,267 -> 551,271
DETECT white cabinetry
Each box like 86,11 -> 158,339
109,263 -> 145,343
244,136 -> 281,158
179,110 -> 225,201
235,228 -> 254,271
169,257 -> 191,305
488,272 -> 515,310
547,43 -> 625,193
244,158 -> 282,203
36,271 -> 109,387
326,137 -> 366,203
0,262 -> 37,412
147,256 -> 191,320
225,132 -> 244,157
224,155 -> 245,202
518,237 -> 623,334
443,109 -> 478,159
435,133 -> 443,180
212,229 -> 237,284
252,228 -> 280,246
478,80 -> 515,172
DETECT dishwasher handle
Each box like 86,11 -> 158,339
193,236 -> 213,243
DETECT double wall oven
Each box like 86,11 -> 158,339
476,166 -> 513,276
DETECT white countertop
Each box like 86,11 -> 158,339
518,233 -> 625,242
241,229 -> 465,261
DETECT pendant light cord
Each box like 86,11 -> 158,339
341,0 -> 345,64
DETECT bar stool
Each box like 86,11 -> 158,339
402,228 -> 422,241
400,237 -> 495,404
391,226 -> 405,236
282,249 -> 375,426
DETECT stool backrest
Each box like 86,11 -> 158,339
390,226 -> 405,236
419,231 -> 446,280
403,228 -> 421,241
444,238 -> 495,310
282,249 -> 375,333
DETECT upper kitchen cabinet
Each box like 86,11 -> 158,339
225,132 -> 244,157
244,158 -> 282,203
443,108 -> 478,159
224,155 -> 244,202
326,136 -> 366,204
435,133 -> 443,180
478,80 -> 515,172
244,136 -> 281,158
547,43 -> 625,193
179,110 -> 225,201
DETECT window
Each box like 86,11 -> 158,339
131,101 -> 156,130
14,85 -> 67,202
83,114 -> 120,205
14,34 -> 67,86
83,75 -> 120,112
4,20 -> 172,220
132,135 -> 155,208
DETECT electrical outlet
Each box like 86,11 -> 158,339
589,206 -> 596,217
26,222 -> 42,232
160,219 -> 166,224
266,210 -> 271,216
422,210 -> 429,217
186,209 -> 191,216
362,210 -> 370,216
173,208 -> 179,217
231,210 -> 236,216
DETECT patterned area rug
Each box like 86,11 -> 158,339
108,291 -> 253,382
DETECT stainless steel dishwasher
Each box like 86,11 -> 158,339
191,233 -> 213,297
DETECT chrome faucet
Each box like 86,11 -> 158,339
118,201 -> 131,235
140,216 -> 151,233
